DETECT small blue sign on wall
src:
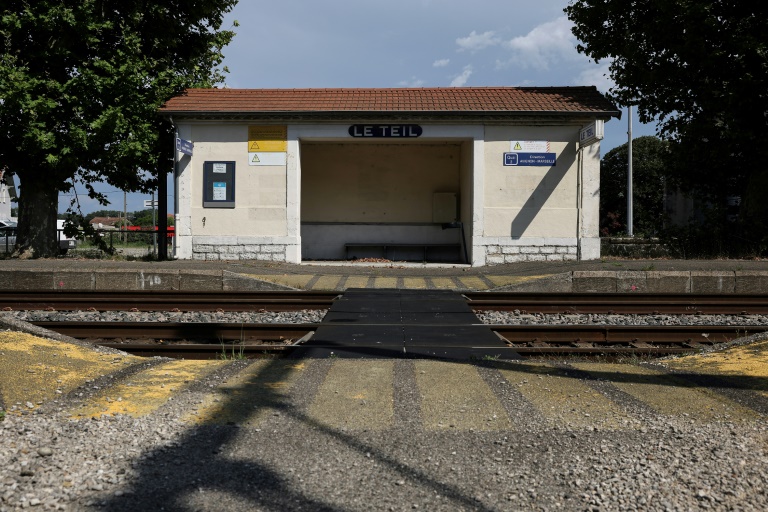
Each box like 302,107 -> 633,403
176,138 -> 194,156
504,152 -> 556,166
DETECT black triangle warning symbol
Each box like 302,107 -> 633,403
249,142 -> 260,151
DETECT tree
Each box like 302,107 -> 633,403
0,1 -> 237,257
600,136 -> 670,237
566,1 -> 768,254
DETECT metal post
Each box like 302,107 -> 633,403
157,130 -> 172,261
627,106 -> 634,237
151,191 -> 157,256
123,191 -> 128,244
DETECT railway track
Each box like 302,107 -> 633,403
30,321 -> 759,359
10,290 -> 765,359
4,290 -> 768,313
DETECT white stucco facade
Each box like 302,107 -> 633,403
172,118 -> 607,266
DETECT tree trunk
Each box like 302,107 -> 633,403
16,175 -> 59,258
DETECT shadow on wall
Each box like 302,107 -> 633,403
510,156 -> 570,238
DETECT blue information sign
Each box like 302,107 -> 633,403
504,152 -> 556,166
176,138 -> 194,156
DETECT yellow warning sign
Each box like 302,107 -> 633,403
251,154 -> 260,163
248,126 -> 287,152
513,142 -> 522,150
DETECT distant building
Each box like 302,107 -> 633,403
89,217 -> 123,230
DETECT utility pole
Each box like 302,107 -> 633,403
627,106 -> 634,237
123,190 -> 128,243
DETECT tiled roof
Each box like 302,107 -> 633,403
160,87 -> 620,117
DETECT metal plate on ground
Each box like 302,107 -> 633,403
309,325 -> 405,346
322,312 -> 404,324
403,325 -> 505,346
295,289 -> 504,359
400,312 -> 479,325
399,300 -> 474,314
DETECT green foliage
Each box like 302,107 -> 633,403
0,0 -> 238,257
566,1 -> 768,256
600,136 -> 670,237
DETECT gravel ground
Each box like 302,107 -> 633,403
2,311 -> 767,511
9,309 -> 768,327
1,357 -> 767,512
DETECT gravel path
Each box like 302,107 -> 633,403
2,310 -> 767,511
1,357 -> 766,511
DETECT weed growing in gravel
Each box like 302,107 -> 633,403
0,410 -> 4,421
218,342 -> 246,360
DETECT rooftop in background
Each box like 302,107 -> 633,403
160,87 -> 621,119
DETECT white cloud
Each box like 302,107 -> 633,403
399,76 -> 426,87
450,65 -> 473,87
499,16 -> 577,71
575,61 -> 614,93
433,58 -> 450,67
456,30 -> 500,52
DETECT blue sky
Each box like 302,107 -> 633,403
55,0 -> 655,215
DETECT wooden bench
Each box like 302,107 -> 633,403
345,243 -> 462,262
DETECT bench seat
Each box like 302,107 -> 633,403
345,243 -> 462,262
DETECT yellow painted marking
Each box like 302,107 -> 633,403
457,276 -> 487,290
240,274 -> 314,290
0,332 -> 141,414
186,360 -> 307,426
311,275 -> 343,290
402,278 -> 428,289
309,360 -> 394,430
373,277 -> 398,289
430,277 -> 456,290
70,360 -> 228,418
573,363 -> 760,421
486,275 -> 553,288
416,361 -> 510,431
343,276 -> 370,289
661,340 -> 768,399
498,363 -> 626,429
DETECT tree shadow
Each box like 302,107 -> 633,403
509,148 -> 572,238
99,353 -> 499,512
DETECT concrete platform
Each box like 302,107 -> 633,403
0,257 -> 767,292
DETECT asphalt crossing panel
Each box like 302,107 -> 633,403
291,288 -> 517,360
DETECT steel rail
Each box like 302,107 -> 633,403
464,293 -> 768,314
31,321 -> 764,358
4,290 -> 768,313
1,291 -> 339,312
32,321 -> 318,343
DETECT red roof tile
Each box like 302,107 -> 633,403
160,87 -> 620,117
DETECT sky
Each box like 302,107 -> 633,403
53,0 -> 656,216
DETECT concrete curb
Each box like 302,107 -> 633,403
0,268 -> 766,293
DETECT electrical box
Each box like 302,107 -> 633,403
432,193 -> 457,223
203,161 -> 235,208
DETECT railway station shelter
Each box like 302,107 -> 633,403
160,87 -> 620,266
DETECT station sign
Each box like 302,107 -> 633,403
579,120 -> 604,147
504,152 -> 557,166
143,199 -> 158,208
176,138 -> 194,156
349,124 -> 422,138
